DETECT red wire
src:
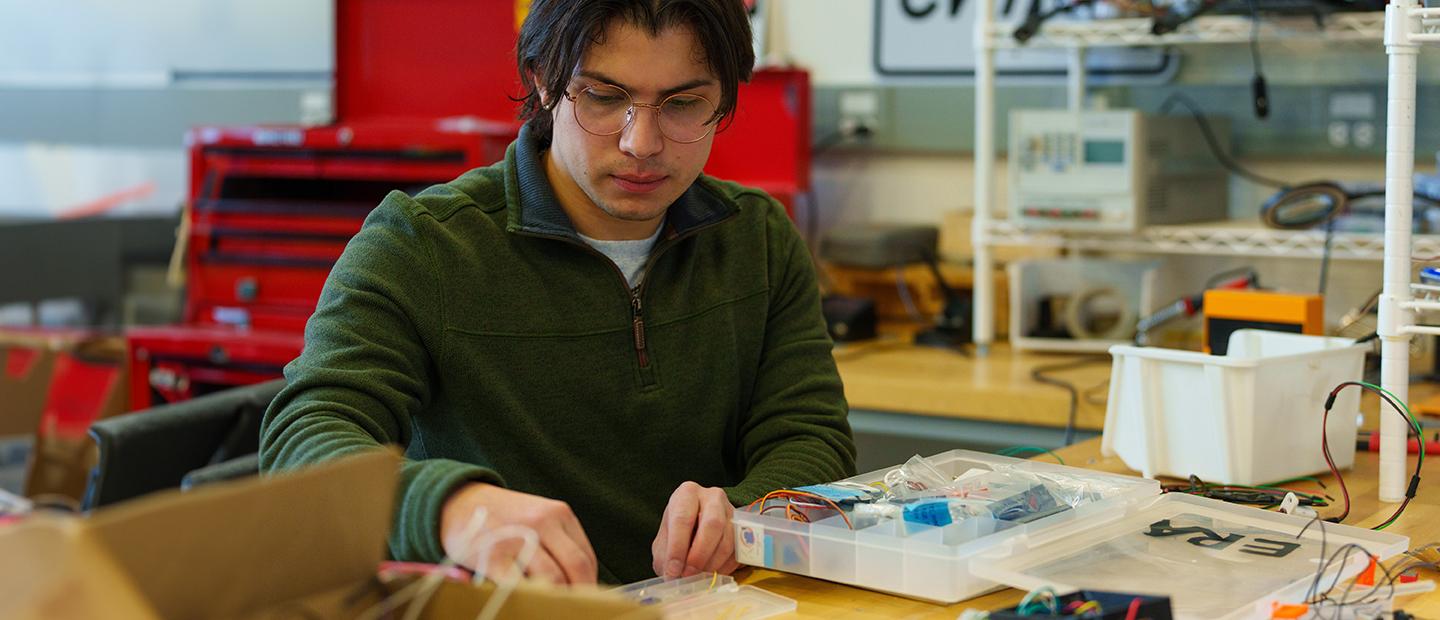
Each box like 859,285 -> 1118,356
1125,597 -> 1142,620
1321,404 -> 1352,523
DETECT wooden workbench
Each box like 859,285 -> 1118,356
739,438 -> 1440,619
834,341 -> 1113,431
835,337 -> 1440,433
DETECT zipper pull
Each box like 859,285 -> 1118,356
630,291 -> 648,367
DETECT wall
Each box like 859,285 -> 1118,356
0,0 -> 330,218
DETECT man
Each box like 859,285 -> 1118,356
260,0 -> 855,585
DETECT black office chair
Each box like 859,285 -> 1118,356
82,379 -> 284,510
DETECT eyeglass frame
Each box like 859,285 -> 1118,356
561,83 -> 721,144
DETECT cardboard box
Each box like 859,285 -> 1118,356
0,329 -> 128,502
0,450 -> 656,620
0,334 -> 51,495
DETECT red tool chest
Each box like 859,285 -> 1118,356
126,120 -> 516,409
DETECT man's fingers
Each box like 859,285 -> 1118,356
484,542 -> 563,585
684,494 -> 730,575
518,550 -> 567,585
652,526 -> 669,577
702,515 -> 735,574
559,513 -> 599,577
542,521 -> 598,585
663,484 -> 701,578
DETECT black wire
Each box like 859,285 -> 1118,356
1247,0 -> 1264,77
1342,557 -> 1400,609
1300,516 -> 1330,605
1163,480 -> 1329,507
1319,218 -> 1335,296
1031,356 -> 1110,446
1013,0 -> 1096,43
1157,93 -> 1290,189
1306,542 -> 1403,617
1309,543 -> 1369,604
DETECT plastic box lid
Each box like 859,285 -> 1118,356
972,492 -> 1409,619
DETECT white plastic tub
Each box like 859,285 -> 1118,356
1103,329 -> 1367,486
731,450 -> 1159,603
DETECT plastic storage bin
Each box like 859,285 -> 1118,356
731,450 -> 1160,603
1103,330 -> 1366,486
974,492 -> 1409,619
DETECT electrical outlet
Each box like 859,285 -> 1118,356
838,90 -> 881,137
1328,91 -> 1375,151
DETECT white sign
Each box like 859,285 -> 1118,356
873,0 -> 1175,81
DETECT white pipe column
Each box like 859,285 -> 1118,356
1068,46 -> 1087,112
1379,0 -> 1422,503
973,0 -> 998,354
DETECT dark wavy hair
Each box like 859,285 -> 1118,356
515,0 -> 755,142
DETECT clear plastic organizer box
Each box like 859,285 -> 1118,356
731,450 -> 1161,603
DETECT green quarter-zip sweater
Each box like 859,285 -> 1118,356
260,123 -> 856,583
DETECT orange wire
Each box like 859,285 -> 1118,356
746,490 -> 853,529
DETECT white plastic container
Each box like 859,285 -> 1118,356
1103,330 -> 1366,486
975,492 -> 1409,619
731,450 -> 1159,603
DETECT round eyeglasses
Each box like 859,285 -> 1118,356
563,84 -> 719,144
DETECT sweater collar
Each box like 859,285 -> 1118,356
506,122 -> 737,240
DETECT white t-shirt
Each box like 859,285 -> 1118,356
577,224 -> 664,289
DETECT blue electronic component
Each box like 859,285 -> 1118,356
902,500 -> 956,527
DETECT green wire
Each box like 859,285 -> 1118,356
997,446 -> 1066,465
1355,381 -> 1426,468
1347,381 -> 1424,531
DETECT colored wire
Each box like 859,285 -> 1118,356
1163,475 -> 1330,508
1321,402 -> 1353,524
1304,539 -> 1403,614
1124,597 -> 1141,620
746,490 -> 853,529
1017,586 -> 1059,615
1324,382 -> 1425,530
998,445 -> 1067,465
1203,266 -> 1259,290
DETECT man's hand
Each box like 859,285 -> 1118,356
441,482 -> 597,585
651,481 -> 739,579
